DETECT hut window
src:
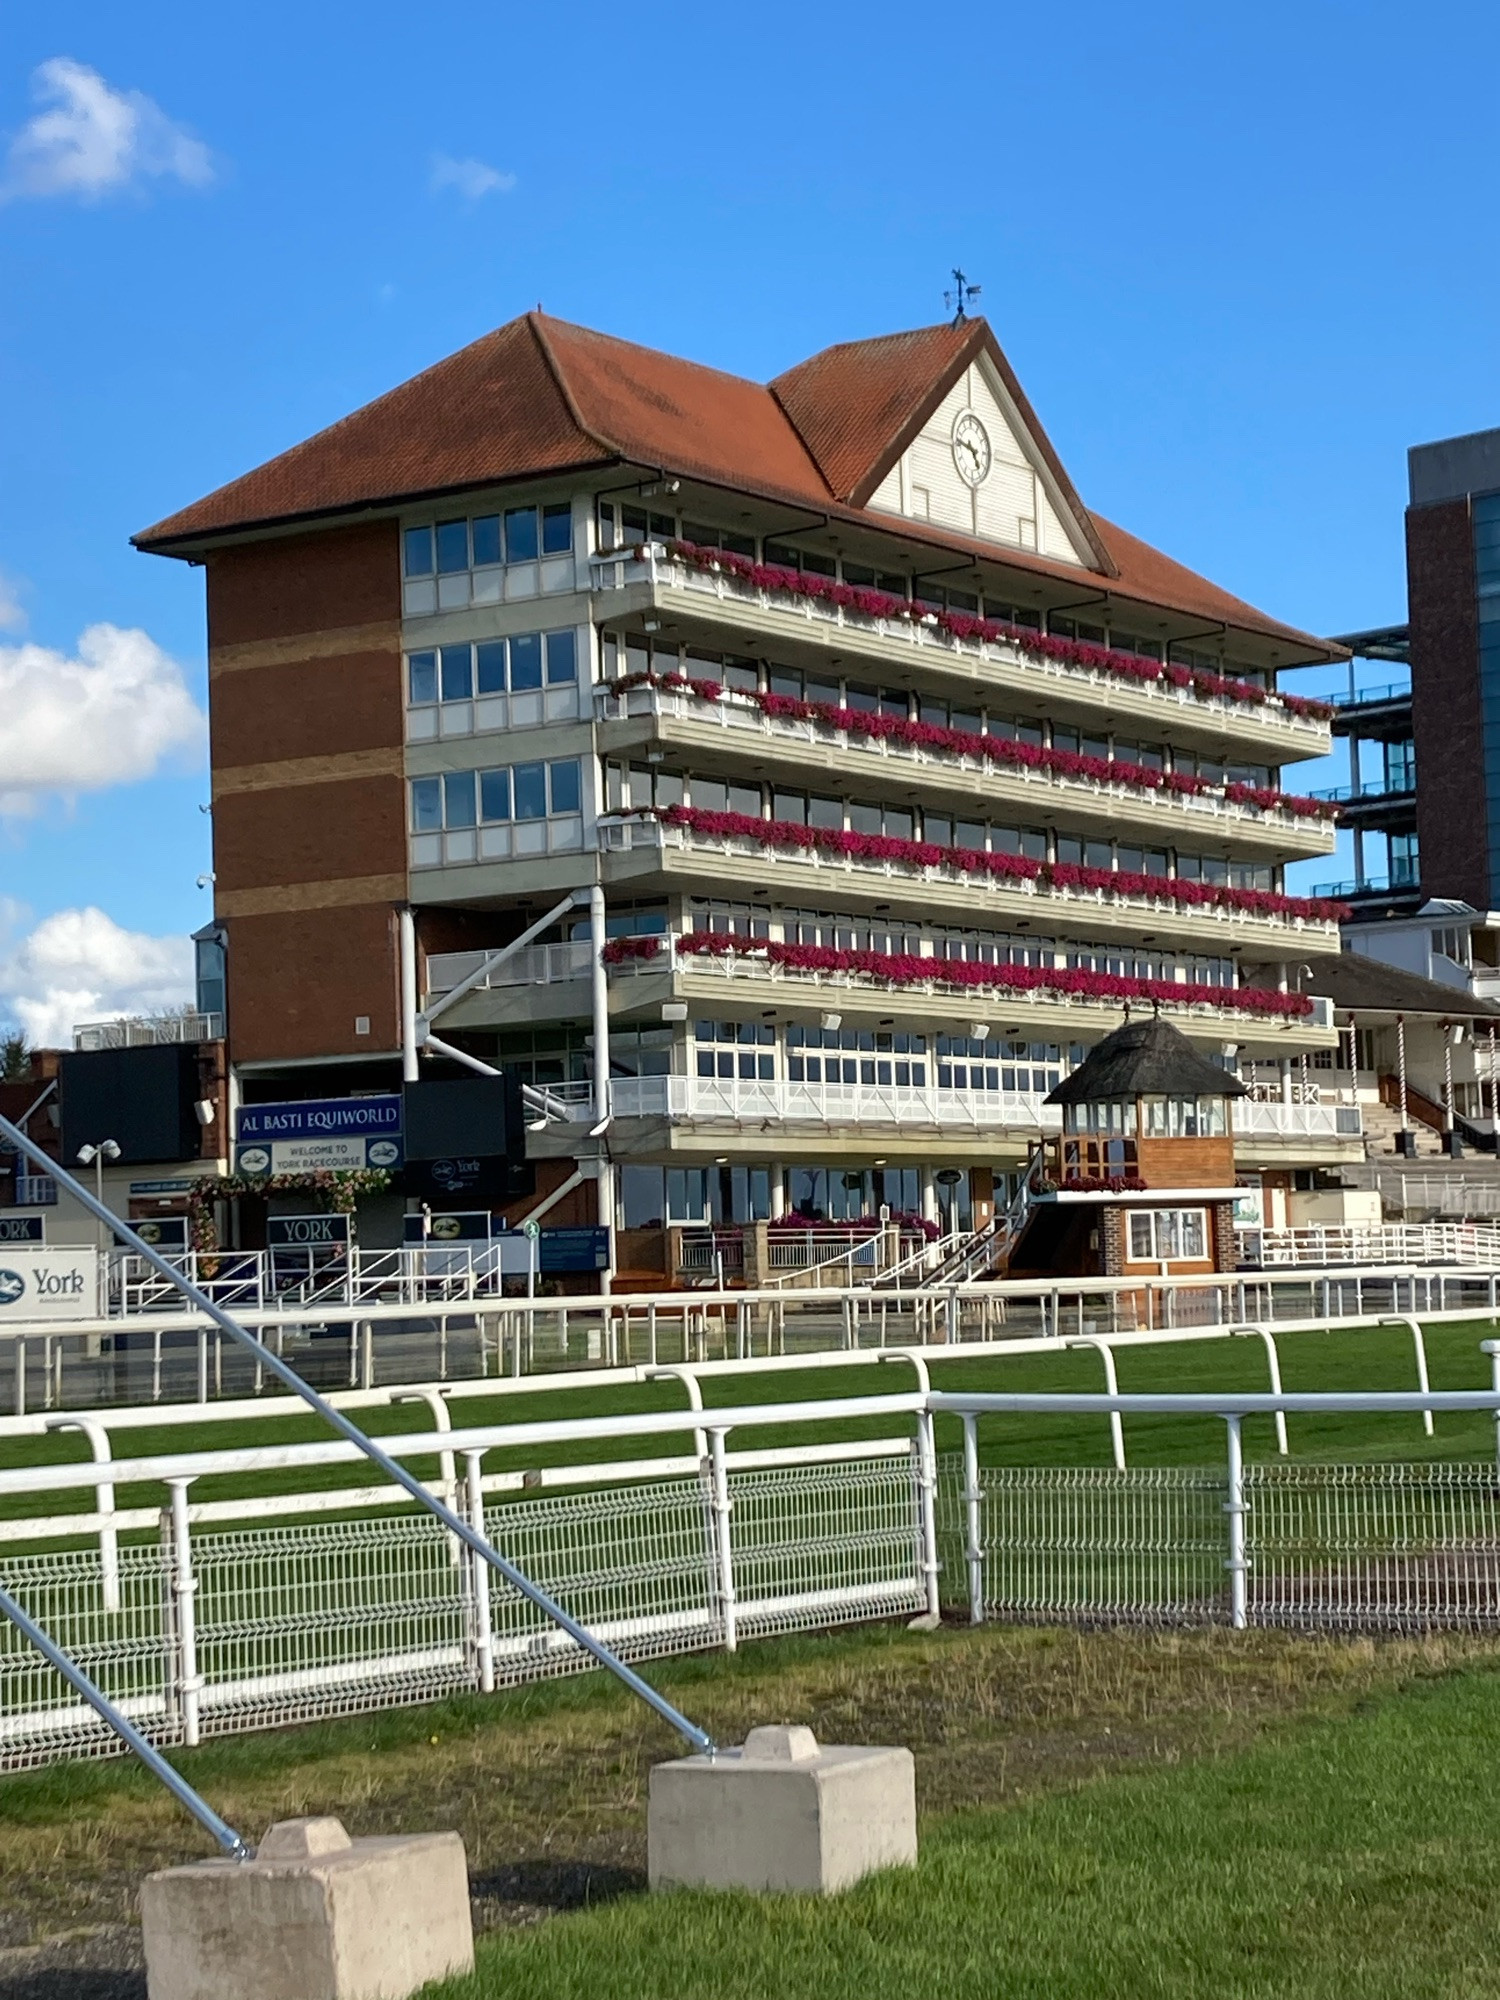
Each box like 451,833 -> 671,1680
1128,1208 -> 1208,1260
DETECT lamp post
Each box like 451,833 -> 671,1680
75,1140 -> 121,1255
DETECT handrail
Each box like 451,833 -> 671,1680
0,1110 -> 717,1784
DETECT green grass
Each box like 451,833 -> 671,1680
2,1315 -> 1496,1540
421,1662 -> 1500,2000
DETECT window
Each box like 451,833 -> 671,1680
407,629 -> 578,705
404,504 -> 574,607
1140,1095 -> 1228,1137
694,1019 -> 775,1081
786,1023 -> 927,1088
1433,925 -> 1471,967
1127,1208 -> 1208,1262
409,757 -> 583,832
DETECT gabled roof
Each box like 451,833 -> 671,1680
133,311 -> 1341,662
770,318 -> 1113,572
1046,1016 -> 1249,1105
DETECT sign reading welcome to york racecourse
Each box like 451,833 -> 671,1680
235,1096 -> 403,1177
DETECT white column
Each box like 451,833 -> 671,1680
399,907 -> 419,1084
920,1163 -> 938,1227
589,883 -> 615,1292
769,1167 -> 787,1220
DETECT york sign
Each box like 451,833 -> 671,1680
0,1250 -> 99,1322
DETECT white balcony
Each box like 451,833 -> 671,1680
598,1073 -> 1060,1131
596,681 -> 1336,858
598,815 -> 1342,951
590,548 -> 1333,760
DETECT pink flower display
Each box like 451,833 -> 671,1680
645,540 -> 1338,726
607,672 -> 1340,822
637,804 -> 1348,927
653,930 -> 1314,1019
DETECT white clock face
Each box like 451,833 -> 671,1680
952,411 -> 992,488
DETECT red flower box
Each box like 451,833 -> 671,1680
653,540 -> 1337,726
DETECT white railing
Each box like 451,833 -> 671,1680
595,680 -> 1334,850
108,1243 -> 526,1318
0,1392 -> 926,1766
1246,1223 -> 1500,1267
11,1370 -> 1500,1764
425,940 -> 593,998
598,814 -> 1340,941
72,1012 -> 223,1050
1400,1176 -> 1500,1219
592,549 -> 1331,749
1231,1101 -> 1363,1139
602,1072 -> 1059,1131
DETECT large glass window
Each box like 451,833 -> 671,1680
408,757 -> 582,832
407,629 -> 579,705
1127,1208 -> 1208,1261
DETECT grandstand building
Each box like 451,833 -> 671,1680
136,312 -> 1350,1284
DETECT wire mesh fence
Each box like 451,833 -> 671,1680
0,1452 -> 924,1770
951,1457 -> 1500,1634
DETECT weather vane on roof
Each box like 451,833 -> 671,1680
944,268 -> 982,325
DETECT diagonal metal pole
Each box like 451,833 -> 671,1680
0,1581 -> 250,1860
0,1111 -> 715,1758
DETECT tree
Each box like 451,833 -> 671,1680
0,1030 -> 30,1083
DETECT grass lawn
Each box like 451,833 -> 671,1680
423,1659 -> 1500,2000
5,1620 -> 1500,1996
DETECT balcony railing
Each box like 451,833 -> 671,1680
1310,780 -> 1417,804
428,933 -> 1338,1037
73,1012 -> 223,1050
1329,680 -> 1411,708
596,682 -> 1335,848
593,1074 -> 1060,1131
601,815 -> 1341,939
591,548 -> 1333,746
577,1075 -> 1359,1140
426,941 -> 593,997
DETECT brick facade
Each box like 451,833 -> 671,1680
1407,497 -> 1487,907
206,522 -> 405,1064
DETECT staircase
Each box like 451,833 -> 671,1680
896,1145 -> 1048,1287
1358,1099 -> 1448,1161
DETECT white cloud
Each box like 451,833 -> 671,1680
0,902 -> 192,1049
429,153 -> 516,201
0,621 -> 205,815
0,57 -> 214,204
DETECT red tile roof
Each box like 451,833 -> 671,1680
135,311 -> 1338,659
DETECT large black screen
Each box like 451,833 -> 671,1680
402,1073 -> 523,1162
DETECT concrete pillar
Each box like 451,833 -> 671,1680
769,1167 -> 787,1220
919,1163 -> 937,1227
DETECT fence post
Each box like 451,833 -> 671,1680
163,1477 -> 202,1747
706,1428 -> 737,1653
961,1413 -> 984,1626
1224,1416 -> 1247,1631
463,1450 -> 495,1694
1486,1342 -> 1500,1471
14,1338 -> 23,1418
914,1404 -> 940,1623
195,1327 -> 208,1405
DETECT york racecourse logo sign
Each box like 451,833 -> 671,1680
0,1271 -> 25,1307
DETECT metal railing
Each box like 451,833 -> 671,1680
72,1012 -> 223,1050
1246,1223 -> 1500,1267
12,1365 -> 1500,1765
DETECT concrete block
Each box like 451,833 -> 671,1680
140,1815 -> 474,2000
648,1724 -> 916,1895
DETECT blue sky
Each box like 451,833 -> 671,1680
1,1 -> 1496,1037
